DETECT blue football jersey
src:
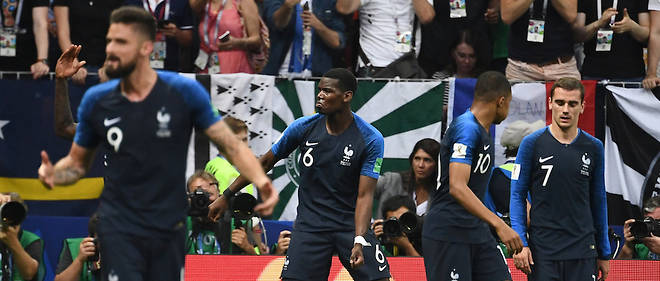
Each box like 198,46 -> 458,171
272,113 -> 384,232
74,71 -> 220,236
423,110 -> 495,244
510,127 -> 611,260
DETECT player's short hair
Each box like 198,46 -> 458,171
473,71 -> 511,102
550,77 -> 584,102
381,195 -> 416,219
322,68 -> 357,94
643,196 -> 660,214
110,6 -> 157,41
186,170 -> 218,190
223,116 -> 248,134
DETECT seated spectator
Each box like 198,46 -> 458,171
336,0 -> 434,77
432,29 -> 489,79
262,0 -> 345,77
205,117 -> 257,198
190,0 -> 261,74
0,0 -> 49,79
270,230 -> 291,255
54,214 -> 100,281
0,193 -> 45,281
501,0 -> 580,81
371,195 -> 422,256
574,0 -> 649,81
125,0 -> 194,72
53,0 -> 123,84
619,196 -> 660,260
374,138 -> 440,218
186,170 -> 267,255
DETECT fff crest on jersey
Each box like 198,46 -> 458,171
340,144 -> 354,166
156,107 -> 172,138
580,153 -> 591,176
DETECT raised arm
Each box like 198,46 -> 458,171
302,9 -> 343,49
205,120 -> 277,215
501,0 -> 533,25
53,45 -> 87,140
272,0 -> 300,30
612,9 -> 649,43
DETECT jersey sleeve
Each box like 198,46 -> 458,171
590,140 -> 611,259
271,117 -> 310,160
449,122 -> 479,165
360,134 -> 384,179
74,89 -> 101,148
182,77 -> 221,130
510,134 -> 535,247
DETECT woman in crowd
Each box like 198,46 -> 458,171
432,29 -> 489,79
190,0 -> 262,74
374,138 -> 441,218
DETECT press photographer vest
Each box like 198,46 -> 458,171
64,238 -> 98,281
0,230 -> 42,281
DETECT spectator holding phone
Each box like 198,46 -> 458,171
190,0 -> 263,74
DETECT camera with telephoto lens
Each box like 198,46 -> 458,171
383,211 -> 423,238
89,238 -> 99,262
0,201 -> 27,227
188,188 -> 211,217
630,217 -> 660,239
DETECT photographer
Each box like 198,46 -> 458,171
186,171 -> 267,255
619,196 -> 660,260
54,214 -> 100,281
371,195 -> 422,257
271,230 -> 291,255
0,193 -> 45,281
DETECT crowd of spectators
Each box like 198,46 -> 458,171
4,0 -> 660,83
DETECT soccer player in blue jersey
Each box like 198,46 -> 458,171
209,68 -> 390,281
422,71 -> 522,281
510,77 -> 611,281
37,6 -> 277,281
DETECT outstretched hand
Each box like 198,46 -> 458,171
56,45 -> 87,79
38,150 -> 54,189
254,180 -> 278,216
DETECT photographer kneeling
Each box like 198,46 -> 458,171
0,192 -> 45,281
371,195 -> 422,256
619,196 -> 660,260
186,171 -> 267,255
54,214 -> 100,281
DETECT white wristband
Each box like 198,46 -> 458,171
354,235 -> 372,247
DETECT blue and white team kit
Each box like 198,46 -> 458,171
271,113 -> 391,280
423,110 -> 511,281
511,127 -> 610,281
75,71 -> 220,280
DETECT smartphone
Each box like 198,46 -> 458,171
302,1 -> 309,11
218,31 -> 231,43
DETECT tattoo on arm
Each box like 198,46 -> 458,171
54,166 -> 84,185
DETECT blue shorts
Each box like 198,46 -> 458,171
423,238 -> 511,281
281,230 -> 391,281
98,229 -> 186,281
528,258 -> 597,281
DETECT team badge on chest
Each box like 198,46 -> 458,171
340,144 -> 354,166
156,107 -> 172,138
580,153 -> 591,176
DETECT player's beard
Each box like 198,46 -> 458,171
105,55 -> 138,79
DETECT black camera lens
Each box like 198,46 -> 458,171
231,193 -> 256,220
383,217 -> 402,237
0,201 -> 26,227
